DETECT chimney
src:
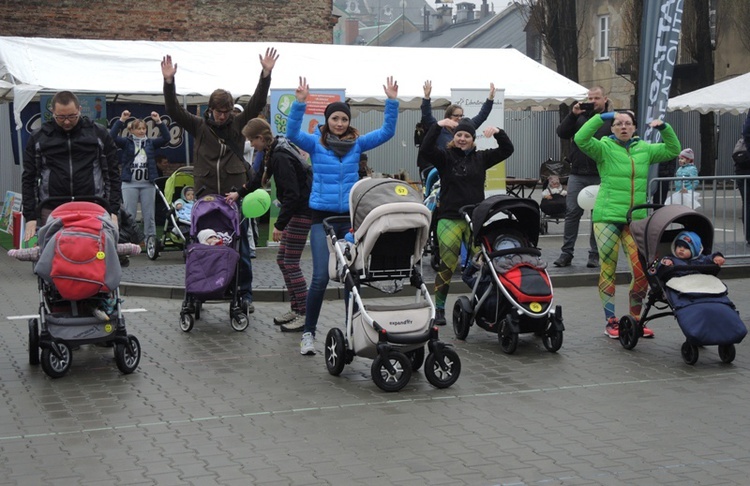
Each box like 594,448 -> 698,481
435,4 -> 452,29
480,0 -> 490,18
456,2 -> 476,23
344,18 -> 359,45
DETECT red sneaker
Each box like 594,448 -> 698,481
642,325 -> 655,338
604,317 -> 619,339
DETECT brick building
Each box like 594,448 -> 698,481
0,0 -> 336,43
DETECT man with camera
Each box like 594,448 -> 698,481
553,86 -> 612,268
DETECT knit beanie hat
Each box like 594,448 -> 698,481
679,148 -> 695,161
673,231 -> 702,259
324,101 -> 351,121
455,118 -> 476,139
197,229 -> 218,245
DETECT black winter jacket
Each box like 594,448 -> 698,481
22,117 -> 121,220
556,103 -> 613,176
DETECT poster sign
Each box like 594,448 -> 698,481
0,191 -> 22,233
451,88 -> 506,195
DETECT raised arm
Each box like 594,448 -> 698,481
285,76 -> 317,153
161,55 -> 201,134
236,47 -> 278,125
357,77 -> 399,151
470,83 -> 495,128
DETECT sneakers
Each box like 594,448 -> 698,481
587,253 -> 599,268
274,310 -> 298,326
300,332 -> 316,355
642,325 -> 655,338
434,308 -> 446,326
604,317 -> 619,339
281,314 -> 305,333
553,253 -> 573,267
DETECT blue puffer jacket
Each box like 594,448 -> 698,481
286,98 -> 399,213
110,120 -> 171,183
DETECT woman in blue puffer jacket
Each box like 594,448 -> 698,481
286,75 -> 399,356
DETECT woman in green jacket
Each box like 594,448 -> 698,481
574,111 -> 681,339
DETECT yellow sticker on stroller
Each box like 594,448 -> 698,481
395,185 -> 409,196
529,302 -> 542,312
96,251 -> 105,260
104,323 -> 113,333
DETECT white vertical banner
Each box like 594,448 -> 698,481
450,88 -> 506,195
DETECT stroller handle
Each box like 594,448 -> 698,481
459,204 -> 476,223
37,196 -> 109,218
322,215 -> 351,235
626,203 -> 664,224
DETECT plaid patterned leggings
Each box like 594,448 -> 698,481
434,218 -> 472,309
276,215 -> 312,314
592,222 -> 648,322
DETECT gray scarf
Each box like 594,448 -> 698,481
326,133 -> 356,158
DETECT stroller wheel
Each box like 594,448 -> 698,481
499,316 -> 518,354
231,313 -> 250,332
718,344 -> 736,364
41,342 -> 72,378
405,346 -> 425,372
424,348 -> 461,389
371,351 -> 412,392
542,330 -> 564,353
681,341 -> 699,365
618,315 -> 640,350
325,328 -> 347,376
146,235 -> 159,260
114,335 -> 141,374
180,313 -> 194,332
28,318 -> 40,365
452,297 -> 472,341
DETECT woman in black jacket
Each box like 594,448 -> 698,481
227,118 -> 312,332
419,117 -> 514,324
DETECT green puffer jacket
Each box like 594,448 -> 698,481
574,114 -> 681,224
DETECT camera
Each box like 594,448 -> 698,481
578,102 -> 595,111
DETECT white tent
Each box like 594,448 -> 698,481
0,36 -> 587,125
667,72 -> 750,115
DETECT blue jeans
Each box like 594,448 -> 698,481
304,220 -> 349,336
561,174 -> 600,258
238,218 -> 253,301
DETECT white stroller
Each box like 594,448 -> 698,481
324,178 -> 461,392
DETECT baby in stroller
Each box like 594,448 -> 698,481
622,204 -> 746,364
8,200 -> 142,378
324,178 -> 461,392
179,194 -> 249,333
538,158 -> 571,235
173,186 -> 195,227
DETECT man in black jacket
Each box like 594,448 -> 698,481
22,91 -> 121,241
553,86 -> 612,268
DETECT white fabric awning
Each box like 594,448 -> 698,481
668,72 -> 750,115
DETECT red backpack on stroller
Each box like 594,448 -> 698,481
35,201 -> 121,301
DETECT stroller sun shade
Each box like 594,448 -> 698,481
470,195 -> 541,248
349,178 -> 424,231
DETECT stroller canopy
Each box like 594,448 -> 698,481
470,195 -> 541,248
164,166 -> 194,204
190,195 -> 240,240
630,204 -> 714,263
349,178 -> 424,231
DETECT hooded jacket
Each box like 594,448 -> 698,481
163,72 -> 271,196
556,102 -> 613,176
574,114 -> 681,224
110,119 -> 171,183
419,122 -> 514,221
286,98 -> 399,215
22,116 -> 121,220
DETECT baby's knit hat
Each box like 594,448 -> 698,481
679,148 -> 695,161
197,229 -> 218,245
673,230 -> 702,260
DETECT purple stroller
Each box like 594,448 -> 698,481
179,194 -> 247,332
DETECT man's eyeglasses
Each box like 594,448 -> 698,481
53,113 -> 80,121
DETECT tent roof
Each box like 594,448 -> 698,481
0,36 -> 586,121
667,72 -> 750,115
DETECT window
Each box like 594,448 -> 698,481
597,15 -> 610,59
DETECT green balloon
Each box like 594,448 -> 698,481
242,189 -> 271,218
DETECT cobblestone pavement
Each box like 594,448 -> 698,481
3,252 -> 750,485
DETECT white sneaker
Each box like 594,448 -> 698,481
300,332 -> 316,355
274,310 -> 298,326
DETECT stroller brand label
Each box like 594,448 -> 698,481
390,319 -> 413,326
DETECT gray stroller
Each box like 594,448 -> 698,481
324,178 -> 461,392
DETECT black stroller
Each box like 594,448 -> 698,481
622,204 -> 747,365
538,158 -> 570,235
454,195 -> 564,354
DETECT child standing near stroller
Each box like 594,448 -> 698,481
418,117 -> 515,325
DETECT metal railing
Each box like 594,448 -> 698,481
650,175 -> 750,259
